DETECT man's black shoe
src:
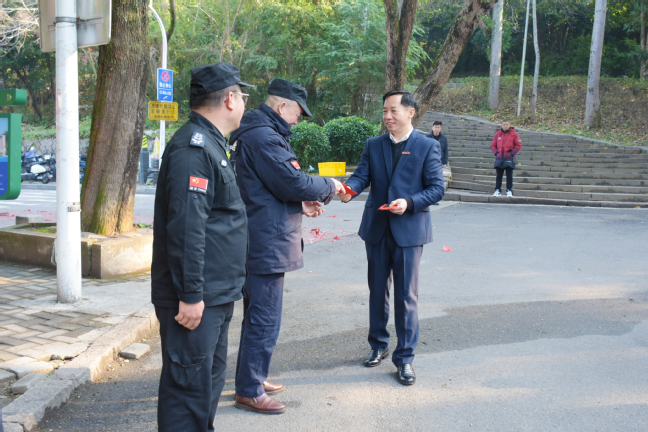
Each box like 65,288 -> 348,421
397,364 -> 416,385
363,349 -> 389,367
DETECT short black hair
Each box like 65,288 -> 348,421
502,119 -> 510,123
190,84 -> 240,110
433,121 -> 442,126
382,90 -> 418,111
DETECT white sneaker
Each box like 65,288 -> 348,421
506,190 -> 513,197
493,190 -> 501,197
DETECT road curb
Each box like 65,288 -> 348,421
19,184 -> 158,195
1,307 -> 157,432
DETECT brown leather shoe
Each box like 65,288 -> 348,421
234,393 -> 286,415
263,380 -> 285,395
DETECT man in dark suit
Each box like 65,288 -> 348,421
340,90 -> 445,385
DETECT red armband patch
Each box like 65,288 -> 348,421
189,176 -> 208,194
291,160 -> 301,169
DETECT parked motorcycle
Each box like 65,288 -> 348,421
21,147 -> 54,184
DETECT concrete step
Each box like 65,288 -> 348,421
451,166 -> 648,180
451,173 -> 648,188
448,150 -> 647,160
446,141 -> 642,153
449,180 -> 648,202
449,175 -> 648,194
442,189 -> 647,208
449,156 -> 648,168
449,161 -> 648,174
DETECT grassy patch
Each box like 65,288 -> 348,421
429,76 -> 648,147
33,227 -> 57,233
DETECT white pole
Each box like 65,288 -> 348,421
517,0 -> 531,117
149,2 -> 168,161
55,0 -> 82,303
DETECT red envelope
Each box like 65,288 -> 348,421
379,204 -> 398,211
342,184 -> 358,196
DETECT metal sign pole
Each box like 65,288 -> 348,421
149,2 -> 168,161
55,0 -> 82,303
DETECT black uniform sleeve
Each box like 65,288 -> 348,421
164,146 -> 216,304
252,138 -> 336,203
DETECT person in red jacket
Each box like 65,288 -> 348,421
490,120 -> 522,197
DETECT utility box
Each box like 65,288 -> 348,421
0,89 -> 28,200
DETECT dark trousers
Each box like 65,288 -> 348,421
365,236 -> 422,366
235,273 -> 285,398
156,303 -> 233,432
495,167 -> 513,191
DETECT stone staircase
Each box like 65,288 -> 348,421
418,112 -> 648,208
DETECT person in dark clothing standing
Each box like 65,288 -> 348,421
426,121 -> 448,167
229,79 -> 344,415
339,90 -> 445,386
490,119 -> 522,197
151,62 -> 252,432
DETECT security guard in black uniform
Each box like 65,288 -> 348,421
229,79 -> 344,414
151,62 -> 253,432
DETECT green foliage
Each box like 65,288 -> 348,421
324,116 -> 380,164
289,122 -> 331,170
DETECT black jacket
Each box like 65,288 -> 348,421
426,132 -> 448,165
151,111 -> 248,308
229,104 -> 336,274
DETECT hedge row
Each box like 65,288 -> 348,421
289,116 -> 380,170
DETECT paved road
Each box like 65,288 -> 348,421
0,190 -> 156,228
37,202 -> 648,431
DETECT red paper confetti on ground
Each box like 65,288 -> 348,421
443,245 -> 452,252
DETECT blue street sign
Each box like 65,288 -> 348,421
157,68 -> 173,102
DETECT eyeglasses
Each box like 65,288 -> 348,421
232,92 -> 249,105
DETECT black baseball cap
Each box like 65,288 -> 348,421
268,79 -> 312,117
190,62 -> 254,96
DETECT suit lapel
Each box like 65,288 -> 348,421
382,135 -> 393,182
392,131 -> 419,180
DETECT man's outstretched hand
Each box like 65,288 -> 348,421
303,201 -> 325,217
175,300 -> 205,330
331,178 -> 345,195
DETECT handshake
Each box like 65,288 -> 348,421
302,178 -> 408,217
302,178 -> 351,217
302,178 -> 352,218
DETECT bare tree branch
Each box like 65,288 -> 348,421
0,0 -> 39,51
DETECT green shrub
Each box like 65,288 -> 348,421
289,122 -> 331,170
324,116 -> 380,165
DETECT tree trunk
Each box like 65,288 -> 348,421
166,0 -> 176,44
531,0 -> 540,122
384,0 -> 418,92
13,68 -> 43,118
412,0 -> 496,126
80,0 -> 150,234
641,0 -> 646,79
517,0 -> 530,117
488,0 -> 503,110
584,0 -> 607,129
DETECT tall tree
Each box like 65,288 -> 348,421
384,0 -> 418,91
489,0 -> 504,110
531,0 -> 540,122
80,0 -> 150,234
641,0 -> 647,79
412,0 -> 497,126
584,0 -> 607,129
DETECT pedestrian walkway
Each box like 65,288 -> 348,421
0,262 -> 150,384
